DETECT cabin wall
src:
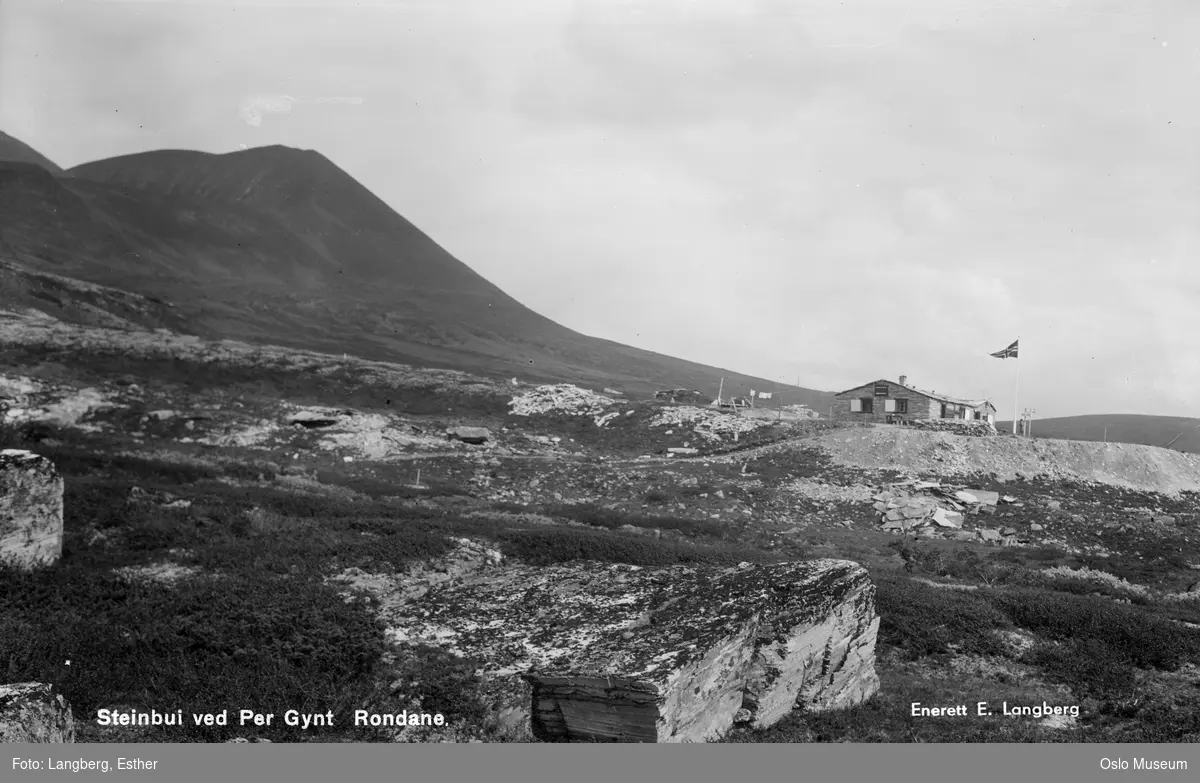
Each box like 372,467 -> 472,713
830,380 -> 936,423
832,380 -> 990,423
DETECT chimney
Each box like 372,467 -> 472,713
899,375 -> 907,386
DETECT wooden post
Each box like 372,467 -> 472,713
1012,339 -> 1020,436
415,468 -> 421,488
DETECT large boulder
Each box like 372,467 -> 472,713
389,558 -> 879,742
0,449 -> 63,569
0,683 -> 75,742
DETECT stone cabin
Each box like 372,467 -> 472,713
832,376 -> 997,425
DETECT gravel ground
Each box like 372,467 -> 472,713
813,426 -> 1200,496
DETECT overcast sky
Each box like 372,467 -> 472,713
3,0 -> 1198,419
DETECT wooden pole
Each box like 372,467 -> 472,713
1012,337 -> 1020,435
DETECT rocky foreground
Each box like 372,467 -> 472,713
344,550 -> 879,742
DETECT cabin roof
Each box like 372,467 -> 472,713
834,379 -> 996,410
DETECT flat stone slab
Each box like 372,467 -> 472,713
388,558 -> 879,742
447,426 -> 491,444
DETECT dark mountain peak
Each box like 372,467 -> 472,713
0,131 -> 64,174
61,141 -> 507,293
70,143 -> 372,211
2,135 -> 832,405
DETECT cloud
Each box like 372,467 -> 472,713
238,95 -> 364,127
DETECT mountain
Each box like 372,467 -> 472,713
0,132 -> 832,407
996,414 -> 1200,454
0,131 -> 63,173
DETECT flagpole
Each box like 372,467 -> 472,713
1012,336 -> 1020,435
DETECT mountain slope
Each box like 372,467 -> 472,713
0,133 -> 833,407
0,131 -> 63,173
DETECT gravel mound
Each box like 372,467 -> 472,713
814,426 -> 1200,495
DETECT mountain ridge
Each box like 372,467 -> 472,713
0,131 -> 63,173
0,131 -> 833,406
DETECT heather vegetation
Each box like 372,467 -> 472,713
3,350 -> 1200,743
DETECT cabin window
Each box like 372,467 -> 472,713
940,403 -> 948,418
896,399 -> 908,414
860,398 -> 873,413
884,399 -> 896,412
850,399 -> 862,412
874,382 -> 889,396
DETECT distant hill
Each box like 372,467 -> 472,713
996,414 -> 1200,455
0,131 -> 63,173
0,132 -> 833,408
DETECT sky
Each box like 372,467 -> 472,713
2,0 -> 1198,420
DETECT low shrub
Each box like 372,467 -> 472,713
1025,638 -> 1137,698
0,566 -> 386,741
986,588 -> 1200,671
874,575 -> 1011,658
497,527 -> 773,568
888,542 -> 1021,586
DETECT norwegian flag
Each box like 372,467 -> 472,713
990,340 -> 1019,359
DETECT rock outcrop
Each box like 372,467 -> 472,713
0,449 -> 64,569
0,683 -> 75,742
387,558 -> 879,742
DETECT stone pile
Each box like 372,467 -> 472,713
874,480 -> 1011,540
910,419 -> 997,436
508,385 -> 616,418
385,558 -> 880,742
0,450 -> 63,570
649,406 -> 771,442
0,683 -> 75,742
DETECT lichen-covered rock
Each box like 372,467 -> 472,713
0,683 -> 75,742
389,558 -> 879,743
0,449 -> 64,569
